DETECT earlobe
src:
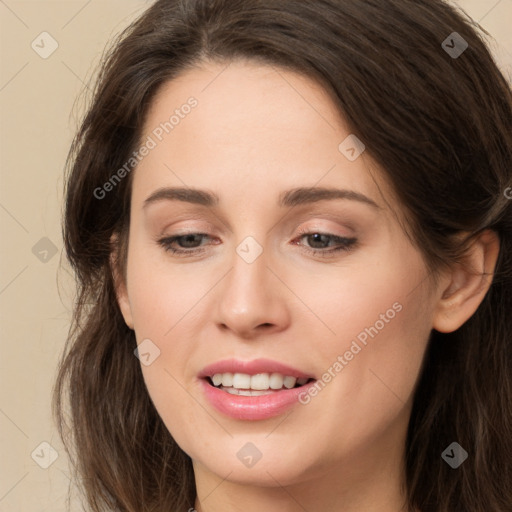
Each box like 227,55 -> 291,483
110,235 -> 134,330
433,230 -> 500,333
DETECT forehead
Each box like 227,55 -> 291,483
131,60 -> 393,209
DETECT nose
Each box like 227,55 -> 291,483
214,243 -> 291,339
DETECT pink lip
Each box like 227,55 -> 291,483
198,358 -> 313,379
199,379 -> 317,420
198,358 -> 316,421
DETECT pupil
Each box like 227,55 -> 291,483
309,234 -> 328,248
181,234 -> 201,247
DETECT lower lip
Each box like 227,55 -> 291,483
200,378 -> 317,420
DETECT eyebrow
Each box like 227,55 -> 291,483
143,186 -> 380,210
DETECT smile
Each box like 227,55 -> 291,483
208,372 -> 312,395
199,359 -> 317,420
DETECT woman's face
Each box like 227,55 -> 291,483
117,60 -> 440,489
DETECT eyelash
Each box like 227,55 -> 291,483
156,228 -> 357,259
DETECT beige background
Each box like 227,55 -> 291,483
0,1 -> 511,511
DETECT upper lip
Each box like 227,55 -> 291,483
198,358 -> 315,379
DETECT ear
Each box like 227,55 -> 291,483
110,233 -> 134,330
433,229 -> 500,333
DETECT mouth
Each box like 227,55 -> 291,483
205,372 -> 315,396
198,359 -> 317,420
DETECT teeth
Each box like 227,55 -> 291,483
251,373 -> 269,390
269,373 -> 284,389
211,374 -> 223,386
222,372 -> 233,387
223,387 -> 273,396
210,372 -> 306,391
283,376 -> 297,389
232,373 -> 251,389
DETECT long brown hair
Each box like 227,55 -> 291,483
53,1 -> 512,511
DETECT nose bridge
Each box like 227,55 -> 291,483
214,235 -> 289,336
223,238 -> 272,315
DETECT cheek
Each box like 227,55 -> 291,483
296,247 -> 431,411
308,262 -> 432,443
295,249 -> 430,363
124,238 -> 224,426
126,258 -> 205,453
126,239 -> 209,337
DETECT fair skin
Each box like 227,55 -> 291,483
113,60 -> 499,512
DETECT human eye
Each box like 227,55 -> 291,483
292,227 -> 358,258
155,228 -> 358,259
156,232 -> 217,257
